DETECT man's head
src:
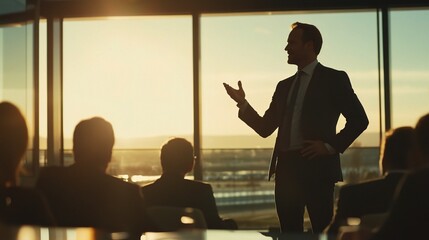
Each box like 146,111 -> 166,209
0,102 -> 28,183
415,113 -> 429,163
160,138 -> 194,176
285,22 -> 322,68
380,126 -> 416,174
73,117 -> 115,172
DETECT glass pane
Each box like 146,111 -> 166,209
201,11 -> 380,229
62,16 -> 193,178
391,9 -> 429,128
0,22 -> 35,180
0,0 -> 26,15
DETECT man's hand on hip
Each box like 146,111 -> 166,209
301,140 -> 332,159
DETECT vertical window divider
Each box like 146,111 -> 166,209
192,13 -> 203,181
32,0 -> 41,175
47,17 -> 64,166
381,6 -> 391,132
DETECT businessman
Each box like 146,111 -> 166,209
223,22 -> 368,233
36,117 -> 149,234
142,137 -> 237,230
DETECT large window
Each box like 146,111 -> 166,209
390,9 -> 429,128
38,8 -> 410,231
201,11 -> 381,229
0,22 -> 36,183
62,16 -> 193,178
2,1 -> 429,232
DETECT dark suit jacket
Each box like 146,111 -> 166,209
0,187 -> 55,226
141,174 -> 231,229
36,165 -> 148,233
325,172 -> 406,234
371,167 -> 429,240
239,63 -> 369,181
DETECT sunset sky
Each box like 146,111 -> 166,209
3,9 -> 428,149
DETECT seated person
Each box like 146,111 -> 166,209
370,113 -> 429,240
141,137 -> 237,230
0,101 -> 55,226
324,126 -> 416,234
36,117 -> 148,234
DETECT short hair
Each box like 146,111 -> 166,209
415,113 -> 429,159
73,117 -> 115,167
380,126 -> 416,174
291,22 -> 323,55
160,138 -> 194,174
0,102 -> 28,181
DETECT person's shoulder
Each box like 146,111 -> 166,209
141,180 -> 159,192
103,176 -> 145,200
278,75 -> 295,84
276,76 -> 295,92
39,166 -> 66,174
183,179 -> 213,191
317,63 -> 346,75
104,174 -> 139,189
37,166 -> 70,183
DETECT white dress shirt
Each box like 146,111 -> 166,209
285,59 -> 318,150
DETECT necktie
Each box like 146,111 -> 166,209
282,71 -> 302,149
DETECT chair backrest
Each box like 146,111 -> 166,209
146,206 -> 207,232
360,212 -> 388,230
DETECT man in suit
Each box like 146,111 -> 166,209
141,138 -> 237,230
36,117 -> 148,234
223,22 -> 368,233
324,127 -> 415,234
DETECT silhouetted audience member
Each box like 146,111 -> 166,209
0,101 -> 55,226
325,127 -> 416,234
141,138 -> 237,230
36,117 -> 148,234
370,113 -> 429,240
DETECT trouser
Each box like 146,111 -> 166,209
274,150 -> 335,233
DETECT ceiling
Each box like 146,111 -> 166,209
38,0 -> 429,18
1,0 -> 428,23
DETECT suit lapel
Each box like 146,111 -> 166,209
279,74 -> 298,119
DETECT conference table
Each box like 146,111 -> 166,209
0,225 -> 335,240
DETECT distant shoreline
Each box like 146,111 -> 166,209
40,131 -> 380,149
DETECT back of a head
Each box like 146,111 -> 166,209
380,126 -> 415,174
160,138 -> 194,175
291,22 -> 323,55
73,117 -> 115,170
415,113 -> 429,163
0,102 -> 28,183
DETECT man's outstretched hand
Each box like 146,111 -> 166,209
223,81 -> 246,105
